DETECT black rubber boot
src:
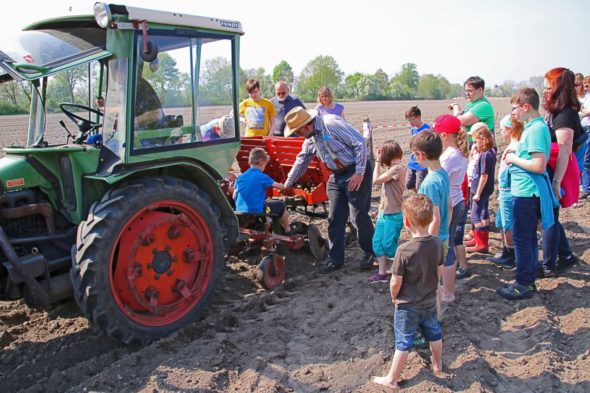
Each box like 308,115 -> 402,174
491,247 -> 515,268
487,246 -> 509,264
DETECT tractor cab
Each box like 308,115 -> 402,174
0,3 -> 243,175
0,3 -> 243,344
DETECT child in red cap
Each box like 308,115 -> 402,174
432,115 -> 468,303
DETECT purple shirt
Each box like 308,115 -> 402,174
315,103 -> 344,117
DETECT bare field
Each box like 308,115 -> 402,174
1,99 -> 590,393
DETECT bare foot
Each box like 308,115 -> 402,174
431,357 -> 443,373
442,294 -> 455,303
371,376 -> 399,390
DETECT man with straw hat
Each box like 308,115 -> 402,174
283,107 -> 375,274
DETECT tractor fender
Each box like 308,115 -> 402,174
85,160 -> 238,248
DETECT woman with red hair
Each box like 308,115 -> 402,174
541,68 -> 585,276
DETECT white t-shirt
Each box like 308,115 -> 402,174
440,146 -> 468,207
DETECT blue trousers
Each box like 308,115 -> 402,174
542,207 -> 572,271
512,196 -> 540,286
327,161 -> 374,265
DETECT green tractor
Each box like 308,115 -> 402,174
0,2 -> 243,344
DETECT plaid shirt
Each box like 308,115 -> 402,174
285,114 -> 368,187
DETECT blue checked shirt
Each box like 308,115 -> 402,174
285,114 -> 368,188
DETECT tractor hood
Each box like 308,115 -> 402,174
0,19 -> 111,83
0,155 -> 51,192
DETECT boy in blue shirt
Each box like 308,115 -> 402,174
405,106 -> 431,192
234,148 -> 290,233
410,130 -> 452,317
498,88 -> 554,300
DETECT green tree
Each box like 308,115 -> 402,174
143,53 -> 188,106
49,66 -> 88,104
357,75 -> 380,100
201,56 -> 234,105
344,72 -> 364,99
0,81 -> 29,110
240,67 -> 273,98
0,80 -> 29,114
437,75 -> 452,99
296,55 -> 344,101
373,69 -> 390,99
448,83 -> 463,99
272,61 -> 294,86
418,74 -> 441,99
389,63 -> 419,99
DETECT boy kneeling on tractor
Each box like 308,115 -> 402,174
233,148 -> 292,234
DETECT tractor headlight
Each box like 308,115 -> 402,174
94,2 -> 112,28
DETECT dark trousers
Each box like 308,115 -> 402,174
542,207 -> 572,271
542,166 -> 573,271
327,161 -> 374,265
512,196 -> 540,286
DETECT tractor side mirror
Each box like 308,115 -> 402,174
141,40 -> 158,63
136,20 -> 159,62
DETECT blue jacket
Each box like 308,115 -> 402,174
509,166 -> 559,229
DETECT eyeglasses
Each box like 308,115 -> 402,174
276,91 -> 287,96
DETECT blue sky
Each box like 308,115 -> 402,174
1,0 -> 587,86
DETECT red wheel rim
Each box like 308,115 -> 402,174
260,254 -> 285,289
110,200 -> 214,326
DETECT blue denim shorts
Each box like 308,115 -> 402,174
454,203 -> 468,245
446,202 -> 466,265
394,304 -> 442,351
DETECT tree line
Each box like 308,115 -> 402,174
0,55 -> 544,115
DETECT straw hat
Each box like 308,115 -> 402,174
284,107 -> 318,137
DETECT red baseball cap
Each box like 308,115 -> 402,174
432,114 -> 461,134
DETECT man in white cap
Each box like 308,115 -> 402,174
283,107 -> 375,273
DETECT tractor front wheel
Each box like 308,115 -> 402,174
71,176 -> 225,345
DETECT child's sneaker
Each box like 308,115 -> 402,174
367,272 -> 391,283
412,333 -> 428,348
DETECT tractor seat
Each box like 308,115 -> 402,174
235,211 -> 270,230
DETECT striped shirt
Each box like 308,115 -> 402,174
285,114 -> 368,187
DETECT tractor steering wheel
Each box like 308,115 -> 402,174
59,103 -> 103,135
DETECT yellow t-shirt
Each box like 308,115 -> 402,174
239,97 -> 276,137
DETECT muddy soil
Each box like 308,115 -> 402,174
1,100 -> 590,392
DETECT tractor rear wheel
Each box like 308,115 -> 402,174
71,176 -> 225,345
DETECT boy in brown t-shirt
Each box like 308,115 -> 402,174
371,195 -> 444,389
